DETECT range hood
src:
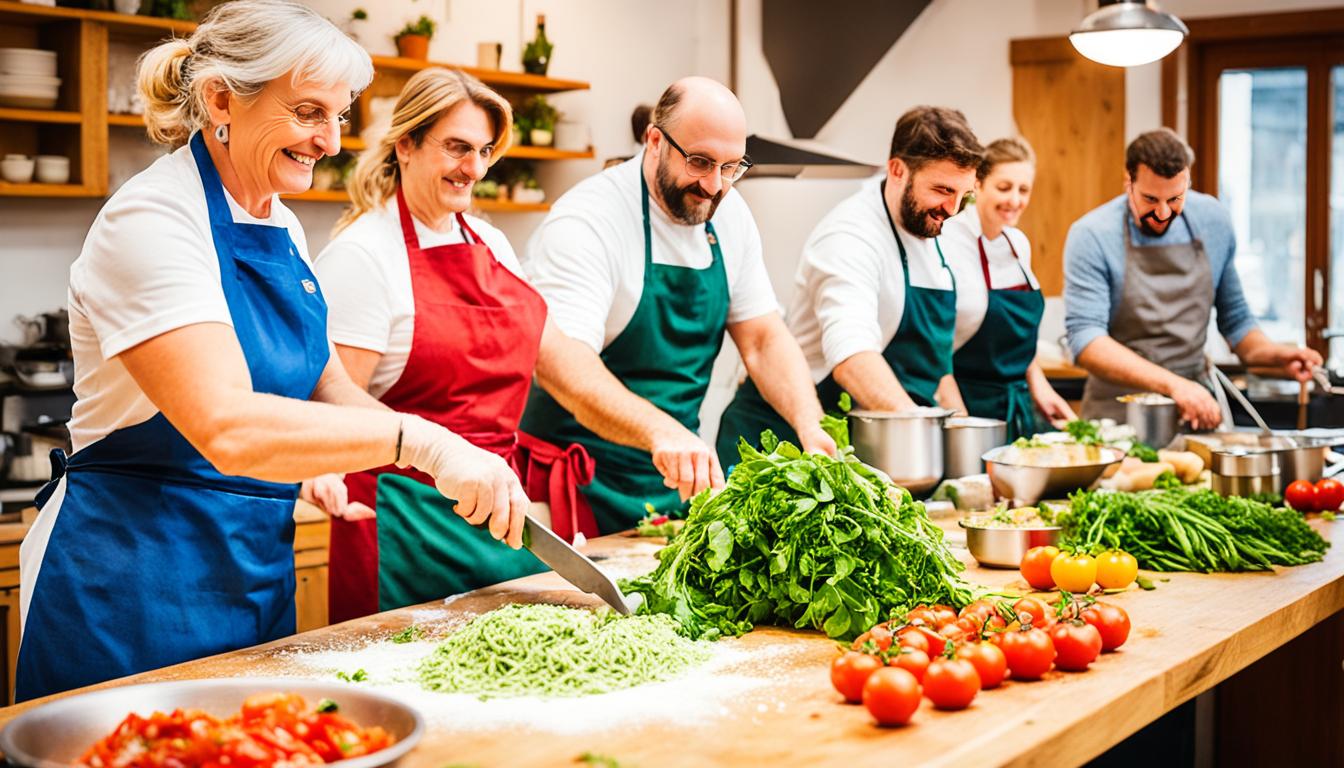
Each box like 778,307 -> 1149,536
744,135 -> 880,179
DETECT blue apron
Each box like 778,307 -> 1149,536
15,132 -> 330,702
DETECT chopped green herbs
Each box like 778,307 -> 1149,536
335,668 -> 368,683
1064,419 -> 1104,446
621,431 -> 973,642
1127,442 -> 1159,462
315,697 -> 338,713
390,624 -> 424,644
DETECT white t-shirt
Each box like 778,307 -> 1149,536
66,142 -> 311,452
941,204 -> 1039,350
785,175 -> 956,383
523,155 -> 778,353
315,200 -> 525,398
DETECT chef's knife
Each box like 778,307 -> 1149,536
523,503 -> 643,615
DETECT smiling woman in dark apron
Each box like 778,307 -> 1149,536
1062,129 -> 1320,428
941,138 -> 1075,441
309,69 -> 594,624
15,1 -> 529,703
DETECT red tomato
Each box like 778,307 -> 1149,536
852,624 -> 894,654
1020,545 -> 1060,591
958,641 -> 1007,689
923,657 -> 981,710
938,622 -> 968,643
916,625 -> 947,657
1081,602 -> 1131,652
959,599 -> 996,623
862,667 -> 922,726
896,627 -> 930,654
1012,597 -> 1053,628
831,651 -> 883,703
931,606 -> 959,628
1315,478 -> 1344,512
888,647 -> 930,682
905,608 -> 937,627
1286,479 -> 1318,512
1050,621 -> 1103,671
999,627 -> 1056,680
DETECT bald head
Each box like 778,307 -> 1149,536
644,77 -> 748,226
651,76 -> 747,139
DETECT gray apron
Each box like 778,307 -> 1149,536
1080,211 -> 1214,422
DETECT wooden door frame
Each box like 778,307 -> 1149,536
1162,8 -> 1344,352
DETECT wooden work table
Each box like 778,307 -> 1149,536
0,516 -> 1340,766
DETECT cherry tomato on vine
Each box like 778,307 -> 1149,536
958,641 -> 1007,689
1286,479 -> 1318,512
923,657 -> 981,710
1050,620 -> 1103,671
1000,626 -> 1056,680
1095,550 -> 1138,589
862,667 -> 922,726
1020,545 -> 1060,591
1081,602 -> 1131,651
1050,552 -> 1098,593
831,651 -> 883,703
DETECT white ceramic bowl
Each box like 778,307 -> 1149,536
34,155 -> 68,184
1,156 -> 35,183
0,73 -> 61,88
0,48 -> 57,78
0,82 -> 60,109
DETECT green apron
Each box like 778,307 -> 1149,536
715,180 -> 956,465
375,473 -> 545,609
520,167 -> 730,532
952,234 -> 1046,442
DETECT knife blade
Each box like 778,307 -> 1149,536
523,503 -> 642,615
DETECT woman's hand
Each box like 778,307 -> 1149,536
397,415 -> 528,549
300,474 -> 376,521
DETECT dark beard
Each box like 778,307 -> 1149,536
1137,209 -> 1175,237
656,159 -> 725,225
899,183 -> 947,237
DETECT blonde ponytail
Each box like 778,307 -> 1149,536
335,68 -> 512,235
137,39 -> 194,148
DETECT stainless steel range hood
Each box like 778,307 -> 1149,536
744,135 -> 880,179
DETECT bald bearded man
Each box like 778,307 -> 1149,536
520,76 -> 835,532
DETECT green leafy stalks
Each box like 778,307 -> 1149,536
1064,419 -> 1103,446
1058,487 -> 1329,572
1127,442 -> 1159,462
621,431 -> 973,642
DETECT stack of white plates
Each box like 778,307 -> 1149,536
0,48 -> 60,109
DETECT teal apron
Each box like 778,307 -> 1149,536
520,167 -> 730,532
715,180 -> 956,464
952,233 -> 1046,441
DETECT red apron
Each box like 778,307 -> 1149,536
328,188 -> 595,623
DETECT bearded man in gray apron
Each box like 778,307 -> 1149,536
1063,128 -> 1320,428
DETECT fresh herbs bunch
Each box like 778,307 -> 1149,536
621,431 -> 973,642
1059,487 -> 1328,572
1064,419 -> 1104,446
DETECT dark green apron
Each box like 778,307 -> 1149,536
520,167 -> 730,532
715,180 -> 956,465
952,234 -> 1046,442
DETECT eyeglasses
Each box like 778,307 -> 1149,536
290,103 -> 351,129
656,126 -> 752,182
425,134 -> 495,163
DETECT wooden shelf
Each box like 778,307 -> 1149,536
0,1 -> 193,36
0,107 -> 81,124
107,112 -> 144,127
281,189 -> 350,203
368,55 -> 589,94
340,135 -> 366,152
0,181 -> 99,197
281,188 -> 550,213
505,146 -> 593,160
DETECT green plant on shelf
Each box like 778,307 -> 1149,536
396,15 -> 436,41
516,95 -> 560,146
148,0 -> 191,20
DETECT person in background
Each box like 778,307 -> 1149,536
308,68 -> 593,623
1063,128 -> 1320,427
940,137 -> 1075,440
715,106 -> 983,462
15,1 -> 527,703
605,103 -> 653,169
522,77 -> 835,532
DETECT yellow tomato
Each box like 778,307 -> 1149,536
1049,552 -> 1097,593
1095,550 -> 1139,589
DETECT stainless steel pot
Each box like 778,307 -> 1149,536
943,416 -> 1006,478
849,407 -> 953,494
958,521 -> 1061,568
1209,449 -> 1280,497
1187,432 -> 1329,492
1120,394 -> 1180,448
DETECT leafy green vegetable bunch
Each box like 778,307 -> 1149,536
1058,486 -> 1329,572
621,432 -> 974,642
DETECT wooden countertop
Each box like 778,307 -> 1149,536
0,517 -> 1340,767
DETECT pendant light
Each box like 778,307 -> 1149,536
1069,0 -> 1189,68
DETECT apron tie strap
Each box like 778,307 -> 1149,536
516,431 -> 598,543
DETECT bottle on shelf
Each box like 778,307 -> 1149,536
522,14 -> 552,76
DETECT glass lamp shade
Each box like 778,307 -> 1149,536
1069,1 -> 1189,67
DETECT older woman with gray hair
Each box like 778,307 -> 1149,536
15,0 -> 530,701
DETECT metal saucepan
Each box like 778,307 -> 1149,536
1208,448 -> 1281,497
849,407 -> 954,494
1118,393 -> 1180,448
943,416 -> 1007,478
1184,432 -> 1331,492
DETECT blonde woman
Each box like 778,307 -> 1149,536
16,2 -> 529,702
942,137 -> 1075,440
312,68 -> 593,622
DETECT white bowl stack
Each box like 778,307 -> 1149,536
0,48 -> 61,109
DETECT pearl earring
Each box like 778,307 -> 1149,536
214,124 -> 229,144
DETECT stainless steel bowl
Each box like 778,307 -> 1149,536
0,677 -> 424,768
982,444 -> 1126,505
1209,449 -> 1280,497
1121,394 -> 1180,449
1186,432 -> 1330,492
943,416 -> 1007,478
958,521 -> 1061,568
850,407 -> 954,494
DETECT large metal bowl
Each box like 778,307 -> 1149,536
958,521 -> 1062,568
0,677 -> 424,768
982,444 -> 1126,505
850,407 -> 954,494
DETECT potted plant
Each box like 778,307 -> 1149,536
519,95 -> 559,147
395,15 -> 435,60
346,8 -> 369,44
